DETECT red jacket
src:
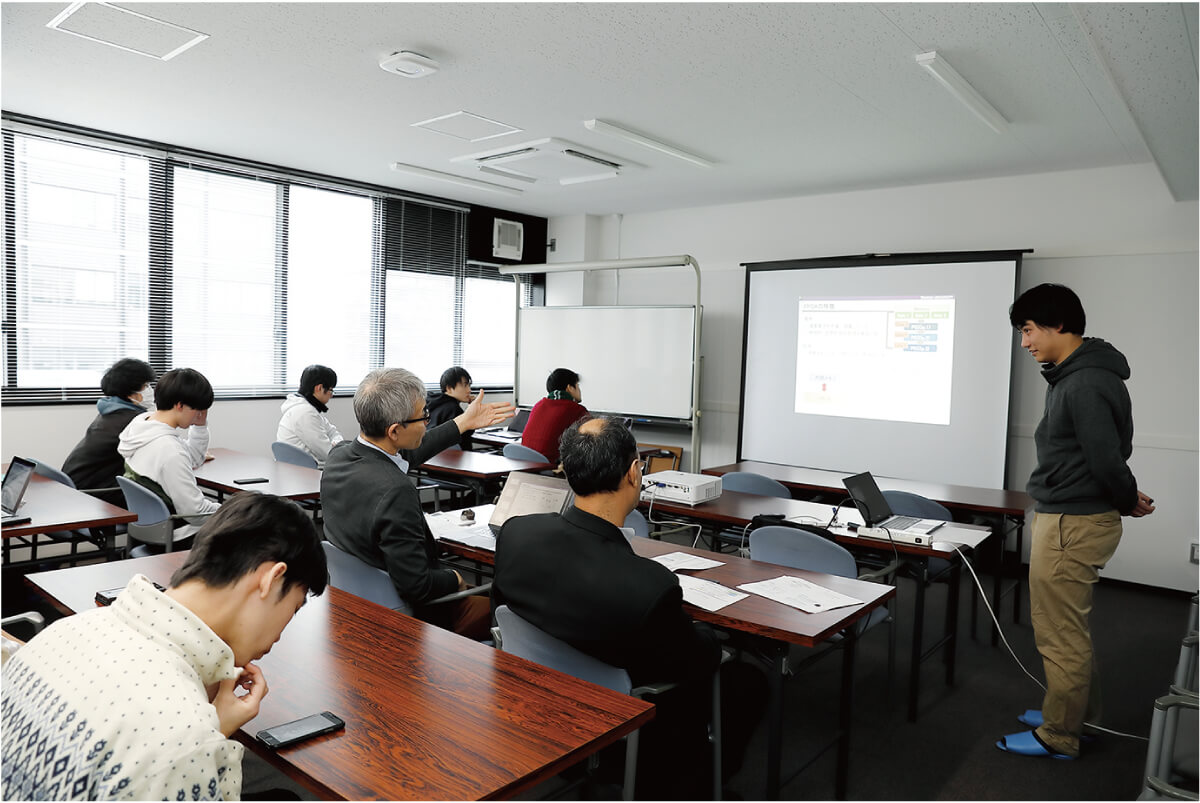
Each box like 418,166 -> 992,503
521,397 -> 589,463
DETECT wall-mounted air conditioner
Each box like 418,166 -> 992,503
494,218 -> 524,260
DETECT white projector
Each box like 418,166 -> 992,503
640,471 -> 722,505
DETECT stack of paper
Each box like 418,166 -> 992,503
737,576 -> 863,614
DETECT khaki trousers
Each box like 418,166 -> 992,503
1029,510 -> 1123,756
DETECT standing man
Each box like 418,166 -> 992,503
998,283 -> 1155,760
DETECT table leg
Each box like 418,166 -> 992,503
765,646 -> 785,800
944,562 -> 961,686
908,557 -> 927,722
835,628 -> 856,800
1012,517 -> 1024,625
991,523 -> 1005,646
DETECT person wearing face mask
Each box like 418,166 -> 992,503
62,358 -> 157,505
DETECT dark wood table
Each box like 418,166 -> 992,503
421,448 -> 555,501
435,526 -> 894,799
704,461 -> 1031,643
25,553 -> 654,801
1,474 -> 136,566
194,447 -> 322,501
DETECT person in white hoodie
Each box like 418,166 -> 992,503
118,367 -> 220,540
277,364 -> 343,467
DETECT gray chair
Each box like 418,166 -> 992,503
321,540 -> 492,618
271,441 -> 318,469
115,476 -> 205,556
750,525 -> 898,688
1141,629 -> 1199,800
717,472 -> 791,551
502,443 -> 549,463
29,459 -> 115,559
623,509 -> 649,539
494,604 -> 723,801
880,490 -> 956,581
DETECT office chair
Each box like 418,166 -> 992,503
321,540 -> 492,618
494,604 -> 723,801
623,509 -> 649,539
271,441 -> 319,469
115,476 -> 207,557
715,471 -> 791,552
502,443 -> 549,463
1140,624 -> 1198,800
879,489 -> 957,591
750,525 -> 898,689
1,612 -> 45,666
27,458 -> 116,560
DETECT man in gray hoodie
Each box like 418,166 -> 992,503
997,284 -> 1155,760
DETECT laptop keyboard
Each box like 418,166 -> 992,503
885,516 -> 921,530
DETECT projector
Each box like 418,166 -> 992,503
640,471 -> 722,505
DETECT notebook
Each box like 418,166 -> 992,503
841,471 -> 946,536
2,456 -> 36,525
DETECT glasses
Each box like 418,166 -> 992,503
401,411 -> 431,425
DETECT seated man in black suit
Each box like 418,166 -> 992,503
321,367 -> 511,639
493,416 -> 724,797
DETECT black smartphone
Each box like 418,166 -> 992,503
233,477 -> 269,485
256,711 -> 345,749
95,582 -> 166,606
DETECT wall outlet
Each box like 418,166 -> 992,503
1191,543 -> 1199,564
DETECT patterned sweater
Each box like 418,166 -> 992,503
2,575 -> 243,800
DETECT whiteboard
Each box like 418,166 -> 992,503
517,306 -> 696,420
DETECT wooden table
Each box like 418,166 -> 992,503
435,523 -> 894,799
194,447 -> 322,501
1,474 -> 136,566
421,448 -> 555,502
25,553 -> 654,801
704,461 -> 1030,643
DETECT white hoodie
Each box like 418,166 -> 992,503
276,393 -> 343,467
117,413 -> 219,537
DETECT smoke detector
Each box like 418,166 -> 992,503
379,51 -> 439,78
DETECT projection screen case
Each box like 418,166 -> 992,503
739,251 -> 1024,489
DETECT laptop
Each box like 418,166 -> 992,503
487,471 -> 573,534
479,408 -> 531,440
2,456 -> 36,526
842,471 -> 946,536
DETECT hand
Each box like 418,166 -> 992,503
193,409 -> 209,427
454,570 -> 467,592
456,389 -> 515,433
212,663 -> 268,737
1129,490 -> 1156,518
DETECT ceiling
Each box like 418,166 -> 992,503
2,2 -> 1197,218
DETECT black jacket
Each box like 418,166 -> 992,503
426,392 -> 472,450
62,398 -> 146,505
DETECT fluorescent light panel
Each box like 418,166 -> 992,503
390,162 -> 523,197
915,51 -> 1008,134
583,119 -> 713,168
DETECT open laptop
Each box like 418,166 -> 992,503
486,471 -> 573,534
478,408 -> 531,440
842,471 -> 946,536
2,456 -> 36,526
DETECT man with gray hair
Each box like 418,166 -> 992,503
321,367 -> 511,638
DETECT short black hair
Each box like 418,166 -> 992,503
169,493 -> 328,597
559,417 -> 636,496
546,368 -> 580,394
100,358 -> 156,399
154,368 -> 214,411
439,366 -> 472,393
1009,283 -> 1086,335
300,364 -> 337,396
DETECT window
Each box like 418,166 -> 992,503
1,122 -> 526,403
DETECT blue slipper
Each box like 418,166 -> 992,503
1017,710 -> 1098,743
995,730 -> 1075,760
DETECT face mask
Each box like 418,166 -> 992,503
139,386 -> 155,410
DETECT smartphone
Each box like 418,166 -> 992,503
96,582 -> 166,606
233,477 -> 269,485
256,711 -> 345,749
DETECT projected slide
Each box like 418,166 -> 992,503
794,296 -> 955,425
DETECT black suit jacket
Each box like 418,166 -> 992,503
493,506 -> 720,687
321,422 -> 461,619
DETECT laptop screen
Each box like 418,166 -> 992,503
507,408 -> 531,433
2,457 -> 36,516
841,471 -> 895,527
489,471 -> 572,530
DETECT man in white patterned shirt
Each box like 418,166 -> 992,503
1,493 -> 328,801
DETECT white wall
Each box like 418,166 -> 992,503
546,163 -> 1198,591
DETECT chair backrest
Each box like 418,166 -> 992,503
750,524 -> 858,578
115,476 -> 171,525
503,443 -> 549,463
495,605 -> 632,694
880,490 -> 952,521
32,460 -> 75,489
623,509 -> 649,539
720,471 -> 790,499
321,541 -> 412,614
271,441 -> 319,469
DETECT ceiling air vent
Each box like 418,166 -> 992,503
452,138 -> 640,186
493,219 -> 524,261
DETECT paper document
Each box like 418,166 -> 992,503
737,576 -> 863,613
651,552 -> 725,572
677,575 -> 748,612
426,506 -> 497,551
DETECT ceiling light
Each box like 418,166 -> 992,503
390,162 -> 522,197
379,51 -> 439,78
583,119 -> 713,168
915,51 -> 1008,134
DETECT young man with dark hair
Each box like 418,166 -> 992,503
62,358 -> 157,504
277,364 -> 344,467
426,366 -> 475,450
118,367 -> 220,538
1,493 -> 328,801
521,367 -> 588,463
997,283 -> 1155,760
